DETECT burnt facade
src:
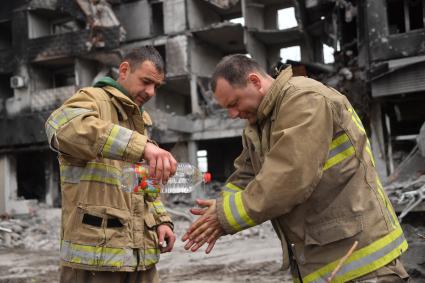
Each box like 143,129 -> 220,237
0,0 -> 424,214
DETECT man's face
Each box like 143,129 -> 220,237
118,60 -> 164,106
214,77 -> 263,124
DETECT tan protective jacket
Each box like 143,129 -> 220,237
217,68 -> 407,283
45,85 -> 172,272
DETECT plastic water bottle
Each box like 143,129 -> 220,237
120,162 -> 211,194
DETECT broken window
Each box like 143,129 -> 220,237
323,44 -> 335,64
278,7 -> 298,29
51,18 -> 80,35
197,150 -> 208,172
16,152 -> 46,203
52,67 -> 75,88
230,17 -> 245,25
0,20 -> 12,50
387,0 -> 425,34
0,74 -> 13,100
280,46 -> 301,62
151,2 -> 164,35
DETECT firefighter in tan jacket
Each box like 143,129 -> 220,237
45,47 -> 177,283
182,55 -> 409,283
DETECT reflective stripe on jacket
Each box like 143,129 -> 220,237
46,86 -> 172,272
216,67 -> 407,282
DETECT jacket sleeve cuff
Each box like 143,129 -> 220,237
125,132 -> 148,162
154,214 -> 174,230
216,197 -> 239,235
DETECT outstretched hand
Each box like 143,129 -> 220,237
181,199 -> 224,254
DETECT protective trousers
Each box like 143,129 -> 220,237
60,266 -> 160,283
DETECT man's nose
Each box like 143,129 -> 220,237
146,85 -> 155,97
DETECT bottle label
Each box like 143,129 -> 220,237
133,164 -> 161,198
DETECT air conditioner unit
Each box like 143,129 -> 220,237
10,76 -> 25,89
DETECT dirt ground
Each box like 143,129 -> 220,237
0,210 -> 290,283
0,208 -> 424,283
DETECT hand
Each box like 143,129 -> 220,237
157,224 -> 176,253
181,199 -> 224,254
143,142 -> 177,184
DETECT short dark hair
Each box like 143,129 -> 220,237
123,46 -> 164,74
211,54 -> 266,91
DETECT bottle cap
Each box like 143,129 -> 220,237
203,172 -> 212,183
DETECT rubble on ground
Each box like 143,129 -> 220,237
0,208 -> 60,251
385,145 -> 425,222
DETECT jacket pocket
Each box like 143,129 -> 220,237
65,204 -> 107,245
305,215 -> 363,246
104,207 -> 131,248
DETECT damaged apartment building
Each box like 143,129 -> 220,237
0,0 -> 424,215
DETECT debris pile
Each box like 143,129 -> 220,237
384,143 -> 425,222
387,175 -> 425,221
0,208 -> 60,251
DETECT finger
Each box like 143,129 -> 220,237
155,157 -> 163,183
149,157 -> 157,179
188,221 -> 211,240
191,236 -> 209,252
158,229 -> 165,247
162,157 -> 171,184
186,216 -> 209,234
184,240 -> 195,250
165,233 -> 176,252
193,227 -> 214,244
206,229 -> 222,244
206,238 -> 218,254
181,231 -> 190,241
169,154 -> 177,176
189,207 -> 207,215
161,234 -> 175,253
195,199 -> 214,208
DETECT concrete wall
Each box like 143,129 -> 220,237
187,0 -> 221,30
75,58 -> 99,88
166,35 -> 189,77
0,155 -> 17,214
163,0 -> 186,34
27,12 -> 50,39
115,0 -> 152,41
190,38 -> 222,77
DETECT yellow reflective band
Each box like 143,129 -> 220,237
61,162 -> 121,186
145,248 -> 160,254
376,177 -> 398,228
226,183 -> 243,192
303,226 -> 407,283
323,147 -> 355,171
222,192 -> 256,232
222,183 -> 244,196
46,108 -> 92,143
103,125 -> 120,156
235,192 -> 256,228
61,240 -> 135,268
223,194 -> 241,231
140,248 -> 160,267
348,108 -> 366,134
330,133 -> 350,150
153,201 -> 166,214
366,145 -> 376,167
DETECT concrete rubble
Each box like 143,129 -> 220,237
0,207 -> 60,251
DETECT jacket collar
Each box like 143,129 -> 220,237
257,66 -> 293,122
93,76 -> 144,113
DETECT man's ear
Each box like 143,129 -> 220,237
118,61 -> 130,80
247,73 -> 261,90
